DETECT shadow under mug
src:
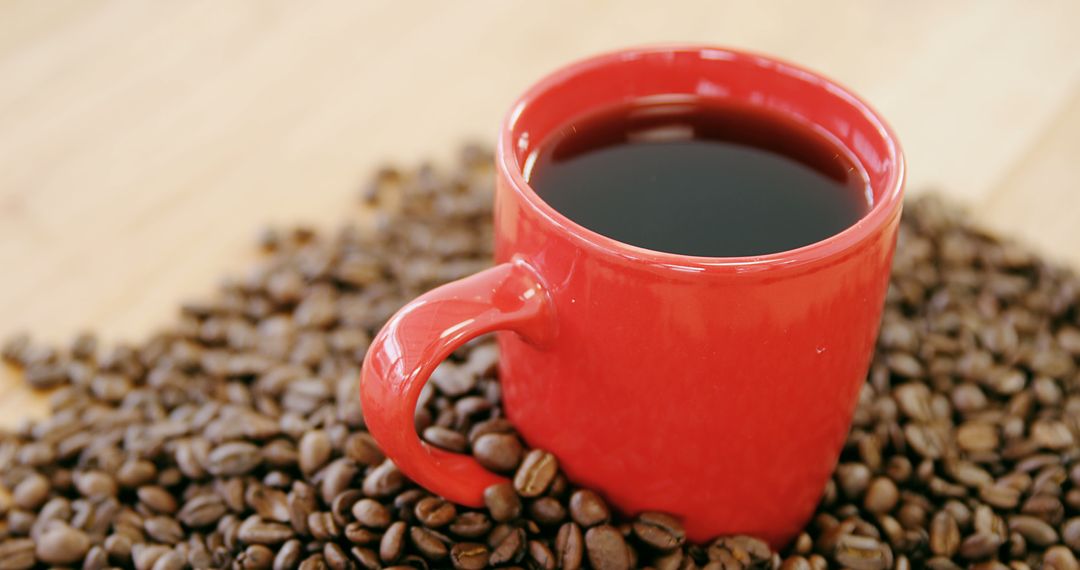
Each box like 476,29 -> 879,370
361,45 -> 905,547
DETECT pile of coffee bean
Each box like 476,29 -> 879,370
1,146 -> 1079,570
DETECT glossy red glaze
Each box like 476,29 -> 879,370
361,45 -> 905,547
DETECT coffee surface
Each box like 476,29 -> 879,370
526,98 -> 869,257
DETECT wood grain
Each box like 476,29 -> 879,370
2,0 -> 1080,427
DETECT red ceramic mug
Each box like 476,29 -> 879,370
361,45 -> 904,546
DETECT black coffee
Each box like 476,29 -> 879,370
525,97 -> 870,257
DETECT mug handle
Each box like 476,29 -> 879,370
360,258 -> 555,507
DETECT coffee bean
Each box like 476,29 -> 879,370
528,539 -> 556,570
138,485 -> 179,514
178,494 -> 227,528
352,498 -> 391,529
1044,545 -> 1080,570
527,496 -> 566,526
414,496 -> 456,528
449,542 -> 489,570
319,459 -> 359,505
489,526 -> 525,565
238,515 -> 295,545
35,524 -> 90,565
207,442 -> 263,476
270,539 -> 301,570
423,426 -> 468,453
633,511 -> 686,551
239,544 -> 275,569
1008,515 -> 1058,547
929,510 -> 960,557
410,526 -> 449,560
344,521 -> 380,544
472,433 -> 523,473
483,483 -> 521,522
298,554 -> 329,570
834,534 -> 892,570
959,532 -> 1002,560
362,459 -> 404,498
585,524 -> 630,570
145,516 -> 185,543
299,430 -> 333,475
1061,517 -> 1080,551
448,512 -> 491,538
152,551 -> 184,570
350,546 -> 380,570
12,473 -> 49,510
308,511 -> 341,541
343,432 -> 384,466
380,521 -> 407,563
0,538 -> 36,570
567,489 -> 610,527
864,477 -> 899,514
512,449 -> 557,497
555,522 -> 584,570
323,542 -> 352,570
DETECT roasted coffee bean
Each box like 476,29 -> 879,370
145,516 -> 185,543
319,459 -> 359,505
410,526 -> 449,560
1008,515 -> 1058,547
238,515 -> 295,545
207,442 -> 262,476
864,477 -> 900,514
414,496 -> 456,528
352,498 -> 391,529
528,539 -> 556,569
633,511 -> 686,551
484,483 -> 522,522
272,539 -> 302,570
1063,517 -> 1080,551
323,542 -> 352,570
569,489 -> 610,527
489,526 -> 525,565
527,496 -> 566,526
448,511 -> 491,538
12,473 -> 49,510
343,432 -> 384,466
35,524 -> 90,565
556,521 -> 584,570
449,542 -> 490,570
930,510 -> 961,557
422,426 -> 467,453
833,534 -> 891,569
513,449 -> 557,497
350,546 -> 380,570
380,521 -> 407,563
307,511 -> 340,541
299,430 -> 333,475
1044,546 -> 1080,570
0,538 -> 36,570
362,460 -> 404,498
138,485 -> 178,514
472,433 -> 523,473
959,532 -> 1003,560
239,544 -> 275,569
178,494 -> 227,528
585,524 -> 631,570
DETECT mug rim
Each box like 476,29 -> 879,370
496,44 -> 906,271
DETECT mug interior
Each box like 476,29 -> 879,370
498,45 -> 904,265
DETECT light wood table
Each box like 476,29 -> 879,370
3,0 -> 1080,427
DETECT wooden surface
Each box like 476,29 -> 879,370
3,1 -> 1080,427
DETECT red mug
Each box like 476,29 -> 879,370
361,45 -> 905,546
